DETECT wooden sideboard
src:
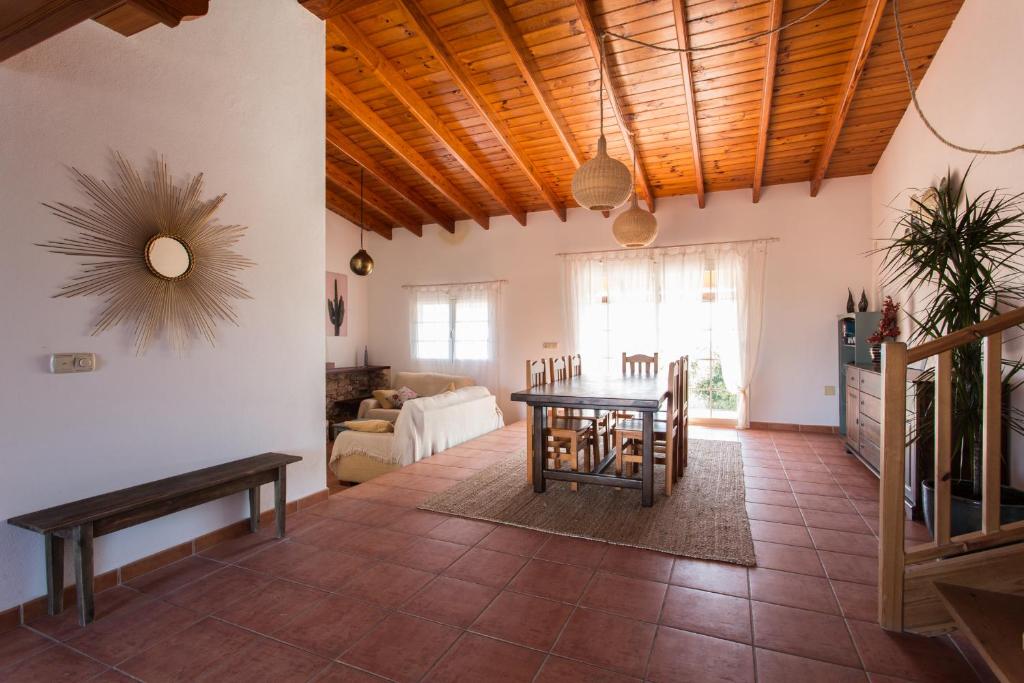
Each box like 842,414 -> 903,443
845,363 -> 930,518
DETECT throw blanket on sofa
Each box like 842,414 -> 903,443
331,386 -> 504,469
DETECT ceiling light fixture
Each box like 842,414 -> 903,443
349,166 -> 374,277
572,33 -> 631,212
612,141 -> 657,248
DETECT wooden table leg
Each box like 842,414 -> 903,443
73,523 -> 94,626
532,403 -> 546,493
45,532 -> 64,615
248,486 -> 261,533
274,466 -> 287,538
641,411 -> 654,507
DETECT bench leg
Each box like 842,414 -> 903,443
73,524 -> 94,626
248,486 -> 261,533
274,466 -> 287,538
45,533 -> 64,615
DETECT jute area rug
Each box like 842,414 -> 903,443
419,439 -> 755,566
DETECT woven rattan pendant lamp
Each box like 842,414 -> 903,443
349,167 -> 374,276
612,143 -> 657,248
572,33 -> 631,212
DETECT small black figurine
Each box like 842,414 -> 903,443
364,345 -> 369,366
858,290 -> 869,312
846,289 -> 855,313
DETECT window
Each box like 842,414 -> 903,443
408,282 -> 502,393
563,242 -> 767,426
687,273 -> 739,420
413,296 -> 491,362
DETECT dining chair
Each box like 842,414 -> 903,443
550,354 -> 610,463
524,357 -> 595,489
622,352 -> 659,375
614,360 -> 678,495
524,359 -> 547,485
613,352 -> 660,426
676,356 -> 690,475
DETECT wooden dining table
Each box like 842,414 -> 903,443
510,373 -> 666,507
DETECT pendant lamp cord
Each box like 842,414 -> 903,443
598,0 -> 1022,157
603,0 -> 832,55
631,137 -> 637,199
598,33 -> 605,138
892,0 -> 1023,155
359,166 -> 365,248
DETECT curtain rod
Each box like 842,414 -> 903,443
401,279 -> 508,289
555,237 -> 780,257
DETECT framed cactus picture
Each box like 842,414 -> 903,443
326,271 -> 348,337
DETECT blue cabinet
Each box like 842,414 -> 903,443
837,311 -> 880,435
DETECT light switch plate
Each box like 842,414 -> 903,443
50,353 -> 96,374
542,342 -> 558,349
824,385 -> 836,396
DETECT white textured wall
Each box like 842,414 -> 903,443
326,211 -> 371,367
0,1 -> 325,610
367,176 -> 874,428
870,0 -> 1024,487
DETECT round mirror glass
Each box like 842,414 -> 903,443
145,235 -> 192,280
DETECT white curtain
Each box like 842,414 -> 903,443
563,250 -> 659,375
715,241 -> 767,428
562,240 -> 767,428
407,282 -> 502,395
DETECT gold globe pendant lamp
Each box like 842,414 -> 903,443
349,166 -> 374,277
572,33 -> 632,212
612,143 -> 657,248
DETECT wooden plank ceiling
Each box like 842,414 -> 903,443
303,0 -> 964,238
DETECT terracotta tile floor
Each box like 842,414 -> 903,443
0,423 -> 995,682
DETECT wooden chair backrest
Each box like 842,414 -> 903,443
664,360 -> 678,440
678,356 -> 689,413
568,353 -> 583,377
549,356 -> 569,382
678,355 -> 689,469
622,352 -> 658,375
526,358 -> 548,389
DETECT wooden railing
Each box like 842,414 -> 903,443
878,307 -> 1024,631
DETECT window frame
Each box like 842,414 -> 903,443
412,293 -> 492,363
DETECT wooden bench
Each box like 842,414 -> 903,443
7,452 -> 301,626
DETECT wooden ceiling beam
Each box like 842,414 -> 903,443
327,124 -> 455,233
298,0 -> 362,19
752,0 -> 784,204
326,162 -> 423,237
574,0 -> 655,213
809,0 -> 887,197
330,15 -> 526,226
479,0 -> 584,171
396,0 -> 565,222
671,0 -> 706,209
326,71 -> 491,230
326,190 -> 393,240
1,0 -> 207,62
2,0 -> 121,61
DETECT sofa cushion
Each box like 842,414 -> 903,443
372,389 -> 396,409
366,407 -> 401,422
393,372 -> 474,397
343,419 -> 394,433
393,386 -> 418,407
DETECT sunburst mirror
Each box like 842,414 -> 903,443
39,154 -> 254,354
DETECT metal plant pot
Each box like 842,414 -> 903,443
921,479 -> 1024,538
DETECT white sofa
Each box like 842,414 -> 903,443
332,383 -> 504,483
357,371 -> 475,422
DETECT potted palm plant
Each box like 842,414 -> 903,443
876,168 -> 1024,536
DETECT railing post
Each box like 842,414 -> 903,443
878,341 -> 908,631
982,331 -> 1002,533
934,350 -> 952,546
